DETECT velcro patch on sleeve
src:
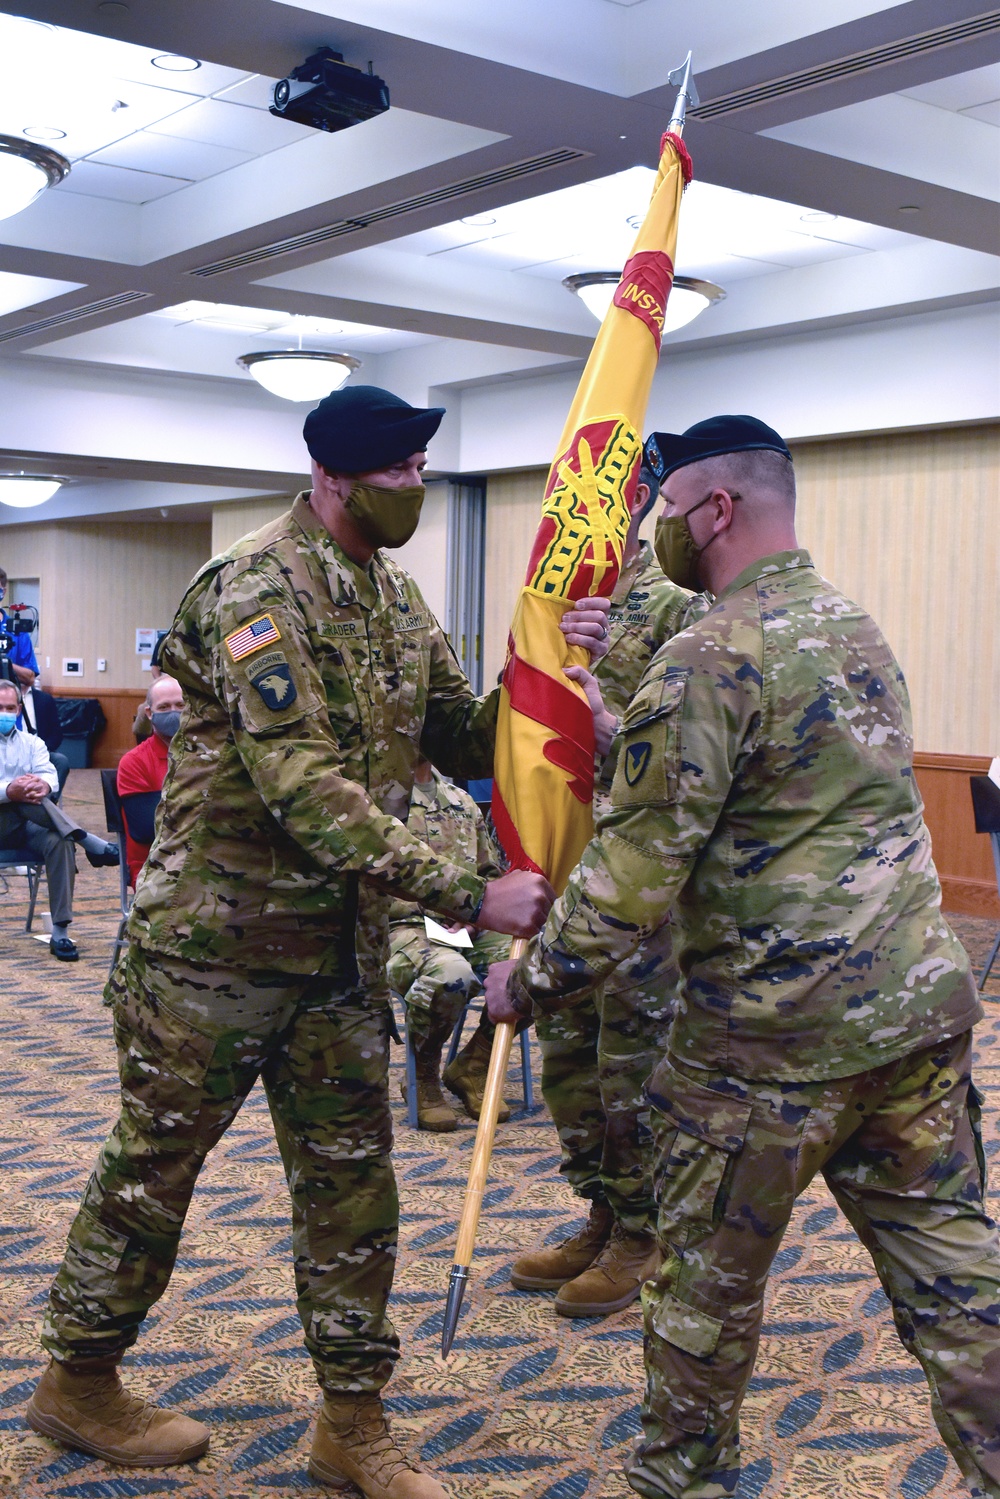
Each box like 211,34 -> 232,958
225,613 -> 281,661
247,653 -> 297,712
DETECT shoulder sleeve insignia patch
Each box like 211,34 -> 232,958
249,660 -> 297,711
624,740 -> 652,786
225,614 -> 281,661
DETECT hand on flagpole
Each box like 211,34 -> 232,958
484,958 -> 530,1026
475,869 -> 555,937
563,664 -> 618,757
560,595 -> 612,662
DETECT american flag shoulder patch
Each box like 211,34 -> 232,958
225,613 -> 282,661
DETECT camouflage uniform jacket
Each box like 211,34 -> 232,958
515,549 -> 982,1083
389,771 -> 501,927
131,493 -> 498,980
595,540 -> 707,808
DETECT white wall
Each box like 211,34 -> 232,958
453,303 -> 1000,472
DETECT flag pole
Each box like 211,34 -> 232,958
441,940 -> 524,1357
440,56 -> 696,1361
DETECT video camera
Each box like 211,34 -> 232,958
0,603 -> 39,683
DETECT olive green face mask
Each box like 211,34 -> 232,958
344,481 -> 425,549
653,491 -> 740,591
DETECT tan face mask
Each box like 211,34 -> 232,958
344,481 -> 425,549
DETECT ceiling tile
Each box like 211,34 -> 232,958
963,101 -> 1000,129
902,63 -> 1000,114
149,97 -> 314,152
89,133 -> 254,181
56,161 -> 190,203
0,271 -> 85,318
214,75 -> 283,112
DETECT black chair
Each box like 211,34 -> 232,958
970,775 -> 1000,991
100,770 -> 134,977
0,848 -> 45,931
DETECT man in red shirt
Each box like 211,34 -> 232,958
116,676 -> 183,885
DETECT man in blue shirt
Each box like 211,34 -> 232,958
0,568 -> 39,688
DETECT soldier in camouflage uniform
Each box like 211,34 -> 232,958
488,415 -> 1000,1499
388,760 -> 510,1131
514,466 -> 709,1317
26,386 -> 585,1499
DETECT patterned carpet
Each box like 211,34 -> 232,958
1,770 -> 998,1499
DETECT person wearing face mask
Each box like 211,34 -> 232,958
28,384 -> 612,1498
115,675 -> 184,885
486,414 -> 998,1499
0,567 -> 39,690
0,678 -> 119,960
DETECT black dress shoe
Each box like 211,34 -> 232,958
85,842 -> 120,869
50,936 -> 79,961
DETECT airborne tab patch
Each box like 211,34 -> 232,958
624,740 -> 652,787
225,613 -> 281,661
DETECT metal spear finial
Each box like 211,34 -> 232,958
666,52 -> 699,136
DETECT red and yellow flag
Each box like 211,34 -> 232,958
492,132 -> 693,893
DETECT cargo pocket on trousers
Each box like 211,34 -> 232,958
647,1059 -> 753,1250
644,1285 -> 726,1435
113,985 -> 215,1142
62,1205 -> 129,1314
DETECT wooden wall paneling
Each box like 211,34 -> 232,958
483,468 -> 548,687
50,686 -> 147,769
914,752 -> 1000,919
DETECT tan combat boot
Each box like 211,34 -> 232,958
554,1223 -> 661,1317
25,1358 -> 210,1466
442,1016 -> 510,1123
509,1200 -> 614,1290
309,1393 -> 449,1496
402,1021 -> 459,1132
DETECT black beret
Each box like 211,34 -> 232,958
644,415 -> 791,482
303,385 -> 445,473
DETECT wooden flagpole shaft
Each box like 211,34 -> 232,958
441,937 -> 525,1356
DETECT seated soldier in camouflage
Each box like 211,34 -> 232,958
488,415 -> 1000,1499
513,462 -> 708,1317
389,759 -> 510,1131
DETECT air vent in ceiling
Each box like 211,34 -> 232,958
191,147 -> 591,277
0,291 -> 151,344
692,10 -> 1000,119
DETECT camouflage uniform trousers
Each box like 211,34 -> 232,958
536,923 -> 677,1237
42,946 -> 402,1394
387,924 -> 510,1042
631,1030 -> 1000,1499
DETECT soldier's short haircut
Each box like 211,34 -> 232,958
632,463 -> 661,524
0,676 -> 22,704
696,448 -> 796,506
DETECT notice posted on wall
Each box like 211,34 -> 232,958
136,628 -> 158,657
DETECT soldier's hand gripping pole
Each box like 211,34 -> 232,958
441,939 -> 525,1358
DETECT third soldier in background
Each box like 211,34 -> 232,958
389,759 -> 510,1131
511,460 -> 709,1317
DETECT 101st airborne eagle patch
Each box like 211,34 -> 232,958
624,740 -> 652,786
225,614 -> 281,661
246,652 -> 297,711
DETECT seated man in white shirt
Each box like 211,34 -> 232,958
0,679 -> 119,961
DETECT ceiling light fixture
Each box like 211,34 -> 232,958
0,135 -> 70,223
563,271 -> 725,335
23,126 -> 67,142
0,475 -> 63,508
151,54 -> 201,72
237,350 -> 361,402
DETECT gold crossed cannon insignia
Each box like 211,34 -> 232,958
529,417 -> 641,600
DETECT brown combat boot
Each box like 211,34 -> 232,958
442,1015 -> 510,1123
309,1393 -> 449,1496
554,1223 -> 661,1317
509,1200 -> 614,1290
25,1358 -> 210,1466
403,1022 -> 459,1132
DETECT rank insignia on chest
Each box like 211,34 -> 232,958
249,659 -> 297,710
225,614 -> 281,661
624,740 -> 652,786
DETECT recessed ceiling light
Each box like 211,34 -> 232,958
23,126 -> 67,142
0,476 -> 63,508
0,135 -> 70,224
237,351 -> 361,402
460,214 -> 496,227
898,204 -> 921,213
800,210 -> 838,223
151,54 -> 201,72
